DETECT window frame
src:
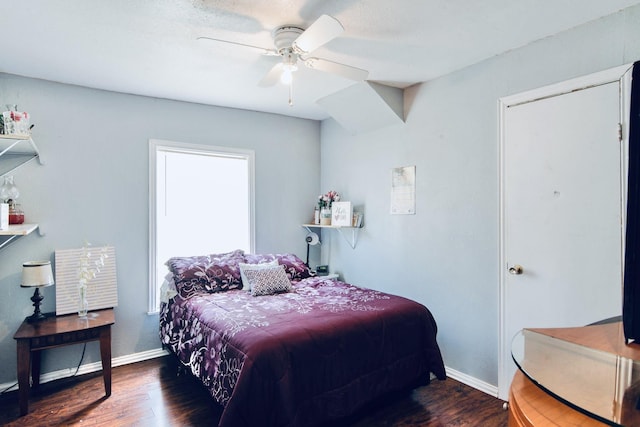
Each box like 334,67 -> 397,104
148,139 -> 255,313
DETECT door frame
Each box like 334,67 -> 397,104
497,63 -> 633,400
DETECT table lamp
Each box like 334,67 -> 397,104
21,261 -> 54,322
305,232 -> 320,267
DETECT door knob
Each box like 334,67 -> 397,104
508,265 -> 523,275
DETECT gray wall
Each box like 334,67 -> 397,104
0,75 -> 320,384
320,5 -> 640,388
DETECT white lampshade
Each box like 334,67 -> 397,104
305,232 -> 320,246
21,261 -> 55,288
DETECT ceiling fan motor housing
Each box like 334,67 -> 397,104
273,26 -> 304,54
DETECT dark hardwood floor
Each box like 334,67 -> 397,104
0,356 -> 508,426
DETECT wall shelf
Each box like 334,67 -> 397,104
0,223 -> 39,250
0,134 -> 43,251
302,224 -> 362,249
0,134 -> 43,177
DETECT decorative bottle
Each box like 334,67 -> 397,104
314,205 -> 320,224
78,285 -> 89,318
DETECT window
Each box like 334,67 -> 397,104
148,139 -> 254,312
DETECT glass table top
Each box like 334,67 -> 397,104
511,321 -> 640,426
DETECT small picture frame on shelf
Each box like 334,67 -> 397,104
331,201 -> 352,227
352,211 -> 364,228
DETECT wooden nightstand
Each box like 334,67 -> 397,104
13,308 -> 115,416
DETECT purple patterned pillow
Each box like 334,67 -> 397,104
166,249 -> 245,297
170,278 -> 205,299
243,253 -> 313,281
243,253 -> 277,265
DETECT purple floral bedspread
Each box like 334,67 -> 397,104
160,276 -> 446,427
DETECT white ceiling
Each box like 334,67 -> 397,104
2,0 -> 639,120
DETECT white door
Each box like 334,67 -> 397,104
498,65 -> 632,400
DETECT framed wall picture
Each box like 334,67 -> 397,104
331,201 -> 353,226
391,165 -> 416,214
54,246 -> 118,315
352,211 -> 364,228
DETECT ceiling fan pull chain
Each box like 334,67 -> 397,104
289,79 -> 294,106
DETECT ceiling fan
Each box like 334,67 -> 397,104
198,15 -> 369,105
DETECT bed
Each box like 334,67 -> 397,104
159,250 -> 446,427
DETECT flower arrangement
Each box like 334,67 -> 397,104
77,243 -> 109,317
318,190 -> 340,209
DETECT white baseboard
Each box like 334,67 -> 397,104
0,347 -> 169,393
445,365 -> 501,399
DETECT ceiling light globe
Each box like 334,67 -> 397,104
280,69 -> 293,85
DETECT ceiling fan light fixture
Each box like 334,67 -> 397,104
280,65 -> 296,85
280,48 -> 298,85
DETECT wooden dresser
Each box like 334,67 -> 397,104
509,321 -> 640,427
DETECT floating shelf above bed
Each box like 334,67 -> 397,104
302,224 -> 362,249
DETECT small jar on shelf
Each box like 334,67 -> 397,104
320,207 -> 332,225
9,202 -> 24,224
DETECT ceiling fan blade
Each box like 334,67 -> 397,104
303,57 -> 369,81
293,15 -> 344,54
258,63 -> 284,87
197,36 -> 278,56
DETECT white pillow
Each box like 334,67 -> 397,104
239,260 -> 279,291
160,273 -> 178,303
244,265 -> 293,297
